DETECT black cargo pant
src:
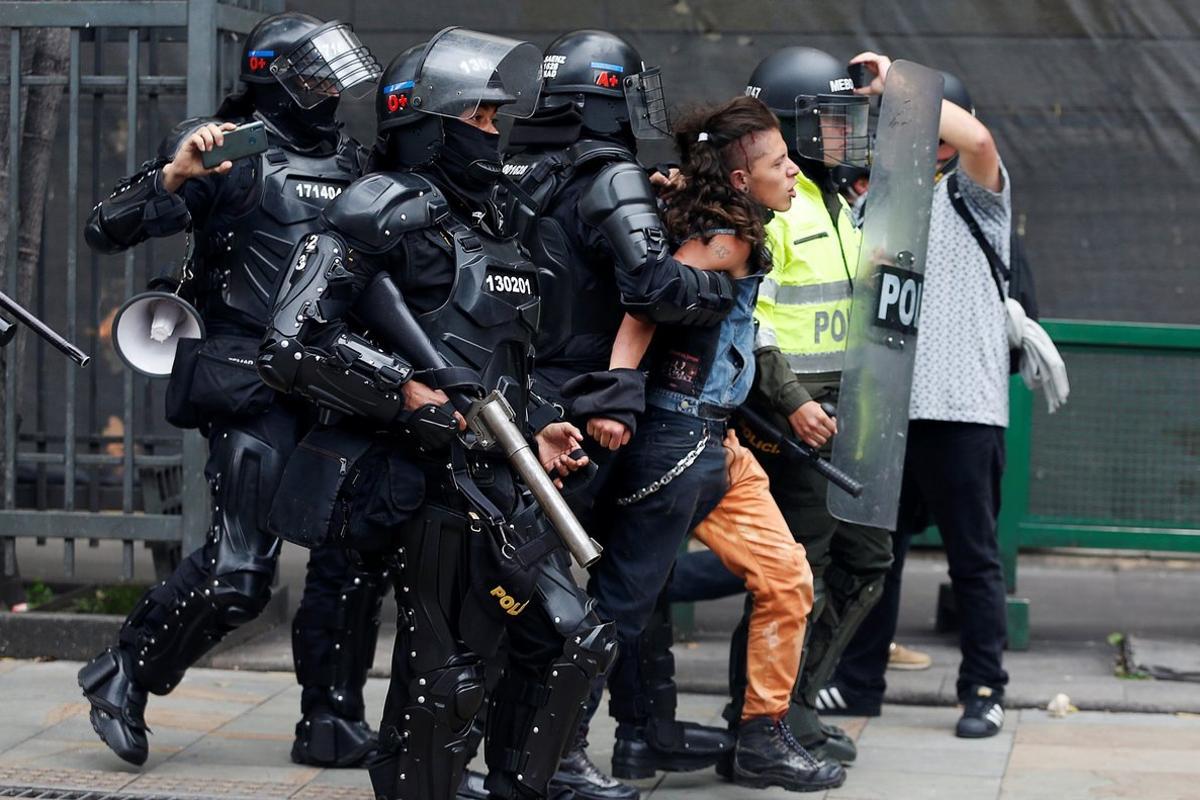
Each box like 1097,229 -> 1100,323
834,420 -> 1010,702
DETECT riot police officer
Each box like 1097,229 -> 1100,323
257,31 -> 616,800
501,29 -> 737,800
733,46 -> 893,763
77,12 -> 386,768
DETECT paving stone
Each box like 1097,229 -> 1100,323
4,662 -> 1200,800
999,768 -> 1197,800
1017,708 -> 1200,729
1014,719 -> 1200,749
0,734 -> 171,772
1007,742 -> 1200,774
1122,679 -> 1200,713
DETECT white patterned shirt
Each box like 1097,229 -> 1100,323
909,162 -> 1012,427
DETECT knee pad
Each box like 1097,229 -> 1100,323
371,656 -> 485,800
123,552 -> 270,694
800,570 -> 886,703
210,568 -> 274,628
486,617 -> 616,799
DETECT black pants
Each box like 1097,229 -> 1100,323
834,420 -> 1009,701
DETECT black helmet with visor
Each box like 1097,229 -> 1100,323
538,29 -> 671,140
746,46 -> 869,168
372,29 -> 542,169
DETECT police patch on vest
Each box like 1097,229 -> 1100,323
490,585 -> 529,616
285,178 -> 347,204
873,265 -> 923,335
484,265 -> 537,301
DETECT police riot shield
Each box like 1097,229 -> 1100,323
827,61 -> 943,530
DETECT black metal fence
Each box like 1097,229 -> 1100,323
0,0 -> 281,581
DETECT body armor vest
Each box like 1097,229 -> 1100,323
421,212 -> 542,422
198,137 -> 362,331
501,140 -> 630,367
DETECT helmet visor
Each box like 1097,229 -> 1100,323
795,93 -> 870,168
623,67 -> 672,140
270,22 -> 382,109
411,28 -> 541,120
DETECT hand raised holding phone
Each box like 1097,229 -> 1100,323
162,121 -> 266,193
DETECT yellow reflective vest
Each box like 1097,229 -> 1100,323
754,171 -> 861,375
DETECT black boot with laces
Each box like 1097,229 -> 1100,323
550,742 -> 640,800
732,716 -> 846,792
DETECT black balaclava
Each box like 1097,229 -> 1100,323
429,119 -> 504,232
438,120 -> 502,189
250,83 -> 342,153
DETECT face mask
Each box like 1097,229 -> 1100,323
439,119 -> 501,191
254,83 -> 341,149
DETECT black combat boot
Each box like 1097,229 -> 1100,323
611,718 -> 735,779
550,742 -> 640,800
732,716 -> 846,792
77,648 -> 150,766
786,699 -> 858,764
291,705 -> 379,767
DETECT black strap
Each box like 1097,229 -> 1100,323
946,172 -> 1009,305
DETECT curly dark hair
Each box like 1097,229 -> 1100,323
661,95 -> 781,249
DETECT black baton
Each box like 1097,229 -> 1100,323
0,290 -> 90,366
736,405 -> 864,497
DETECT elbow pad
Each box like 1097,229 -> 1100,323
258,331 -> 412,423
259,231 -> 412,423
268,232 -> 359,340
578,161 -> 735,326
84,162 -> 189,254
623,260 -> 735,327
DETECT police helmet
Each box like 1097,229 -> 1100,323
539,30 -> 671,139
375,44 -> 444,167
240,12 -> 380,109
375,29 -> 542,168
940,70 -> 975,115
746,47 -> 869,168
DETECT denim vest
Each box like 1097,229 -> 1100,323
645,234 -> 769,420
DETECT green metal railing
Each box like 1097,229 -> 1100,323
915,319 -> 1200,647
1000,319 -> 1200,567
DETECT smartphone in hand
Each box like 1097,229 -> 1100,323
200,120 -> 268,169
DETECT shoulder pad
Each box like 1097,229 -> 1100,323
322,172 -> 448,254
578,160 -> 659,224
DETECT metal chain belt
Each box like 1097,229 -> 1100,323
615,434 -> 709,506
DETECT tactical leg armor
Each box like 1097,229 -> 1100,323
369,516 -> 487,800
122,417 -> 290,692
485,554 -> 617,800
612,587 -> 734,779
797,566 -> 886,707
291,542 -> 388,767
79,409 -> 299,764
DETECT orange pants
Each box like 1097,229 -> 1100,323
691,431 -> 814,721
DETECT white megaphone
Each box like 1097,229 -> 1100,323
112,290 -> 205,377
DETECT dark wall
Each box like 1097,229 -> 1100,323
289,0 -> 1200,324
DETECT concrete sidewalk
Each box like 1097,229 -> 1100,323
2,658 -> 1199,800
200,550 -> 1200,715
